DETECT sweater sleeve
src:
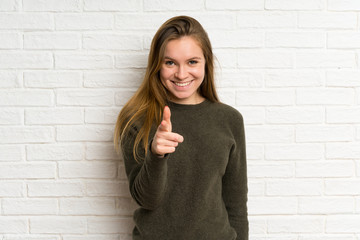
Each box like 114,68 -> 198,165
121,125 -> 169,210
222,113 -> 249,240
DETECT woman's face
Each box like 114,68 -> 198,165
160,36 -> 205,104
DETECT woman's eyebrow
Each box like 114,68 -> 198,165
163,56 -> 202,61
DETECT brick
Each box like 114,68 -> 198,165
248,163 -> 294,177
55,13 -> 112,30
0,217 -> 27,233
84,71 -> 143,88
87,217 -> 134,234
235,107 -> 265,125
58,162 -> 117,179
115,90 -> 136,106
24,32 -> 80,50
60,198 -> 115,215
0,108 -> 23,125
246,126 -> 294,143
55,53 -> 113,70
57,90 -> 113,106
296,88 -> 354,105
265,143 -> 323,160
237,12 -> 296,28
299,197 -> 354,214
0,13 -> 53,30
325,179 -> 360,195
3,236 -> 60,240
30,216 -> 86,234
268,216 -> 324,233
86,181 -> 130,197
0,182 -> 24,197
85,108 -> 120,124
0,32 -> 22,49
23,0 -> 80,11
115,52 -> 148,69
299,12 -> 357,29
2,198 -> 58,215
0,145 -> 24,161
266,32 -> 325,48
27,143 -> 84,161
236,89 -> 294,106
83,34 -> 142,50
84,0 -> 140,11
326,215 -> 360,233
57,125 -> 113,142
28,181 -> 84,197
296,125 -> 353,142
115,13 -> 177,30
217,70 -> 263,88
207,0 -> 263,10
0,127 -> 54,144
0,52 -> 53,69
248,197 -> 297,215
187,13 -> 235,30
248,179 -> 265,196
218,90 -> 235,106
326,143 -> 360,159
0,163 -> 56,179
296,51 -> 355,68
0,90 -> 53,106
265,70 -> 323,87
24,71 -> 82,88
213,49 -> 237,68
249,217 -> 267,234
328,32 -> 360,49
86,143 -> 119,160
0,71 -> 21,88
246,144 -> 264,160
63,236 -> 119,240
238,50 -> 293,68
144,0 -> 204,11
327,107 -> 360,123
326,70 -> 360,87
25,108 -> 83,125
209,31 -> 263,48
296,161 -> 354,178
266,179 -> 322,196
328,0 -> 360,10
265,0 -> 324,10
266,107 -> 323,124
298,235 -> 355,240
0,0 -> 19,11
251,235 -> 297,240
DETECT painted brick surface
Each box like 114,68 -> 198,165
0,0 -> 359,239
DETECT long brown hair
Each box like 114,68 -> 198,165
114,15 -> 219,162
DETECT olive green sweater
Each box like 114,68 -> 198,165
121,99 -> 248,240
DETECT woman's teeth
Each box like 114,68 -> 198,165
173,81 -> 191,87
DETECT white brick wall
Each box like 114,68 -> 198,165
0,0 -> 359,239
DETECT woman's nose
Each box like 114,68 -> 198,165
175,65 -> 188,80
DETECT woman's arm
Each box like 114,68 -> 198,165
222,114 -> 249,240
121,125 -> 169,210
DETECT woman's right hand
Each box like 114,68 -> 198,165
151,106 -> 184,158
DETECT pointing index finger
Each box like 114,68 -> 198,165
162,106 -> 172,132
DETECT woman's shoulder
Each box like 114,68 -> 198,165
211,101 -> 244,123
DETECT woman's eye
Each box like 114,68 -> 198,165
165,61 -> 174,65
189,60 -> 198,65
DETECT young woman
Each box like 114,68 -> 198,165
114,15 -> 248,240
